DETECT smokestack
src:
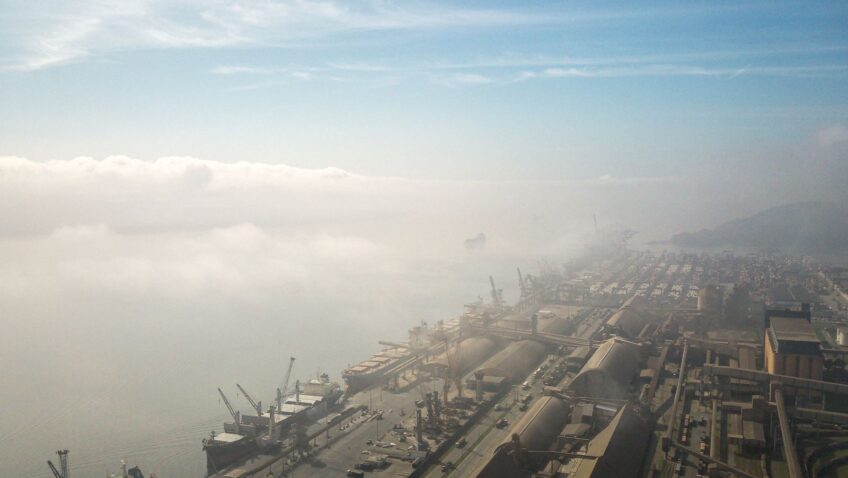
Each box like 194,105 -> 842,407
295,380 -> 300,403
269,406 -> 276,439
531,313 -> 538,335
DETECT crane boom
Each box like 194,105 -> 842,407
489,275 -> 501,306
236,383 -> 262,415
277,356 -> 296,410
517,267 -> 527,297
47,461 -> 63,478
218,387 -> 241,434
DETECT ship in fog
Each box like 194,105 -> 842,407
203,365 -> 342,475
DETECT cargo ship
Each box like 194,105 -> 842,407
203,374 -> 343,475
342,346 -> 413,394
341,318 -> 463,394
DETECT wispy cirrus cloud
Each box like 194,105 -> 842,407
0,1 -> 554,71
1,1 -> 814,72
433,72 -> 496,86
209,44 -> 848,89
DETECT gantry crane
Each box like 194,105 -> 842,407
218,387 -> 241,434
276,356 -> 296,411
236,383 -> 262,415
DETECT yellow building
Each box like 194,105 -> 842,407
763,306 -> 822,380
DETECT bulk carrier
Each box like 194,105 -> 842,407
341,318 -> 464,394
203,372 -> 342,475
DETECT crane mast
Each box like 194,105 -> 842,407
217,387 -> 240,434
236,383 -> 262,415
46,449 -> 69,478
277,356 -> 296,411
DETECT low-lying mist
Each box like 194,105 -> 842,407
0,151 -> 840,476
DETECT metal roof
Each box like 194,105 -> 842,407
767,317 -> 821,355
568,405 -> 651,478
473,339 -> 546,382
605,307 -> 650,338
569,338 -> 641,399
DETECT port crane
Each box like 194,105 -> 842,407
517,267 -> 528,297
443,334 -> 463,401
236,383 -> 262,415
276,356 -> 296,411
47,449 -> 69,478
489,275 -> 503,307
218,387 -> 241,434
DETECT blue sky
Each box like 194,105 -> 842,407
1,0 -> 846,181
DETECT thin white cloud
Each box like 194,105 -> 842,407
433,72 -> 495,86
593,174 -> 679,185
448,63 -> 848,86
817,124 -> 848,148
1,1 -> 553,71
3,1 -> 819,72
211,54 -> 848,90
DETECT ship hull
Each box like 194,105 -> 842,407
203,436 -> 258,476
343,370 -> 384,395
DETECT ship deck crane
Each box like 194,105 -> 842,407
236,383 -> 262,415
277,356 -> 296,411
218,387 -> 241,434
517,267 -> 527,297
489,275 -> 502,306
47,449 -> 69,478
47,461 -> 63,478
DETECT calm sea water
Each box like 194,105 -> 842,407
0,251 -> 531,477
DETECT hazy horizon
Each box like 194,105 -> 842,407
1,1 -> 846,476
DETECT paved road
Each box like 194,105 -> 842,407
279,379 -> 444,478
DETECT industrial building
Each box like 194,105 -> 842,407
604,297 -> 651,338
473,395 -> 571,477
563,405 -> 651,478
569,338 -> 642,399
763,304 -> 823,380
423,336 -> 498,376
470,339 -> 547,388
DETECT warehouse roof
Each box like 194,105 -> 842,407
568,405 -> 651,478
569,338 -> 641,399
605,306 -> 651,339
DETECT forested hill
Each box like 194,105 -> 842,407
671,202 -> 848,254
